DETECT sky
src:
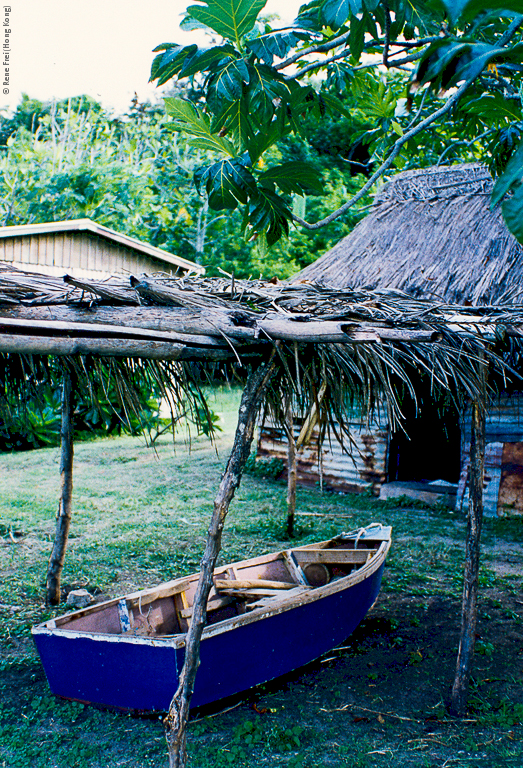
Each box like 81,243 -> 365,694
5,0 -> 303,114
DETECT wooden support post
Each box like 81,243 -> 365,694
449,387 -> 486,716
163,359 -> 276,768
285,396 -> 297,538
46,367 -> 75,606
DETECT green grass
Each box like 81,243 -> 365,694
1,384 -> 523,767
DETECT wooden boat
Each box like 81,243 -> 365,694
32,523 -> 391,712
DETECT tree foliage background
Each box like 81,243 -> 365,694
3,1 -> 523,451
3,1 -> 523,275
0,91 -> 368,281
149,0 -> 523,246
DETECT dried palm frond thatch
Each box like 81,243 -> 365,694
0,264 -> 521,436
295,164 -> 523,306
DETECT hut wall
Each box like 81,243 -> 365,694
457,394 -> 523,516
257,416 -> 388,495
0,232 -> 180,279
260,393 -> 523,514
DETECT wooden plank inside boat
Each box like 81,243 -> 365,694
282,550 -> 309,585
293,548 -> 377,564
214,578 -> 296,590
178,595 -> 234,619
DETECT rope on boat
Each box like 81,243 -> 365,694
336,522 -> 387,546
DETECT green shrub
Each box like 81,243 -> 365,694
244,453 -> 285,480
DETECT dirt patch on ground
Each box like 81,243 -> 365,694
188,588 -> 523,767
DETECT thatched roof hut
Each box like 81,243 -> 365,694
273,164 -> 523,514
296,164 -> 523,305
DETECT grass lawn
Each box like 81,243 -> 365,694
1,386 -> 523,767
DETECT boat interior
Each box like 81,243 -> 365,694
44,533 -> 388,639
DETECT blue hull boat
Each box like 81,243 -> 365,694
32,524 -> 391,712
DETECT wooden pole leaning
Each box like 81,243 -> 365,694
449,361 -> 487,716
163,357 -> 277,768
46,366 -> 75,606
285,396 -> 297,538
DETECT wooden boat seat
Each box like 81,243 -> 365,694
292,548 -> 377,565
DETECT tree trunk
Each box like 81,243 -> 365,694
285,397 -> 297,538
46,367 -> 75,606
164,359 -> 276,768
449,392 -> 486,716
194,198 -> 208,265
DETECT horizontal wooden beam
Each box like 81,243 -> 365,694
0,304 -> 449,346
0,316 -> 228,348
0,334 -> 234,361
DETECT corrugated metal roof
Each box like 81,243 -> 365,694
0,219 -> 204,275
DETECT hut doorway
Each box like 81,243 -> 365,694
387,398 -> 462,485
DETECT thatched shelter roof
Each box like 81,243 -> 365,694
296,164 -> 523,305
1,263 -> 523,432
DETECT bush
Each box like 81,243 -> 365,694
244,453 -> 285,480
0,382 -> 165,452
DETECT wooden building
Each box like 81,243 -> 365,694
259,164 -> 523,515
0,219 -> 204,279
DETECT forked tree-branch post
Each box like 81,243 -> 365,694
164,358 -> 277,768
46,366 -> 76,606
450,367 -> 487,716
285,396 -> 297,538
